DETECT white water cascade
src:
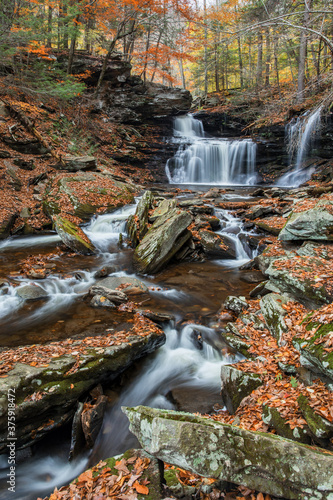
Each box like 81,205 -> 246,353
215,208 -> 258,267
276,107 -> 321,187
93,323 -> 237,460
166,114 -> 257,185
0,203 -> 138,327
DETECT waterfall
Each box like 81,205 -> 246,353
214,208 -> 258,267
166,114 -> 257,186
173,114 -> 205,137
276,107 -> 321,187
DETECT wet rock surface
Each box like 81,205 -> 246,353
133,208 -> 192,274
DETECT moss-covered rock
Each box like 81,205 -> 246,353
124,406 -> 333,500
222,323 -> 252,359
149,198 -> 176,223
265,256 -> 333,308
133,208 -> 192,274
53,215 -> 96,255
260,293 -> 289,345
224,295 -> 248,315
297,394 -> 333,443
221,365 -> 262,414
0,331 -> 165,452
67,449 -> 163,500
293,322 -> 333,381
43,171 -> 135,222
262,405 -> 311,444
279,201 -> 333,241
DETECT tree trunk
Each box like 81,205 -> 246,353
256,32 -> 263,91
237,36 -> 243,89
142,22 -> 151,82
297,0 -> 311,102
203,0 -> 208,97
46,6 -> 53,48
265,29 -> 271,87
61,1 -> 69,50
273,31 -> 280,94
248,36 -> 252,88
225,41 -> 229,91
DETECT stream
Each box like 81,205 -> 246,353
0,111 -> 319,499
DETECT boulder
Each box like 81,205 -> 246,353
43,171 -> 135,222
224,295 -> 248,315
13,158 -> 35,171
58,156 -> 97,172
133,208 -> 192,274
16,284 -> 48,301
89,285 -> 128,304
245,205 -> 277,220
199,230 -> 236,259
98,276 -> 148,294
90,295 -> 116,308
139,310 -> 174,324
56,53 -> 132,87
5,163 -> 23,191
68,449 -> 163,499
0,330 -> 165,452
3,137 -> 49,154
254,216 -> 286,236
53,215 -> 96,255
263,250 -> 333,308
69,402 -> 85,460
279,200 -> 333,241
260,293 -> 289,345
222,324 -> 252,359
221,365 -> 262,414
0,211 -> 17,239
124,406 -> 333,500
0,150 -> 11,158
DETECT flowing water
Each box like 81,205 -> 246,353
166,114 -> 257,186
0,112 -> 264,499
276,107 -> 321,187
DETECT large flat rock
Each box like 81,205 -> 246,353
279,199 -> 333,241
124,406 -> 333,500
0,328 -> 165,452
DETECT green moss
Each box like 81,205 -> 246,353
262,405 -> 311,444
298,394 -> 333,441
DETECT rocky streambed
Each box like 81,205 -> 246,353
0,182 -> 332,500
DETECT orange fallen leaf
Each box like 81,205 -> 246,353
133,481 -> 149,494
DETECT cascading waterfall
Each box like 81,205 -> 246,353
166,114 -> 257,185
214,208 -> 258,267
276,107 -> 321,187
92,323 -> 236,461
0,204 -> 138,326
